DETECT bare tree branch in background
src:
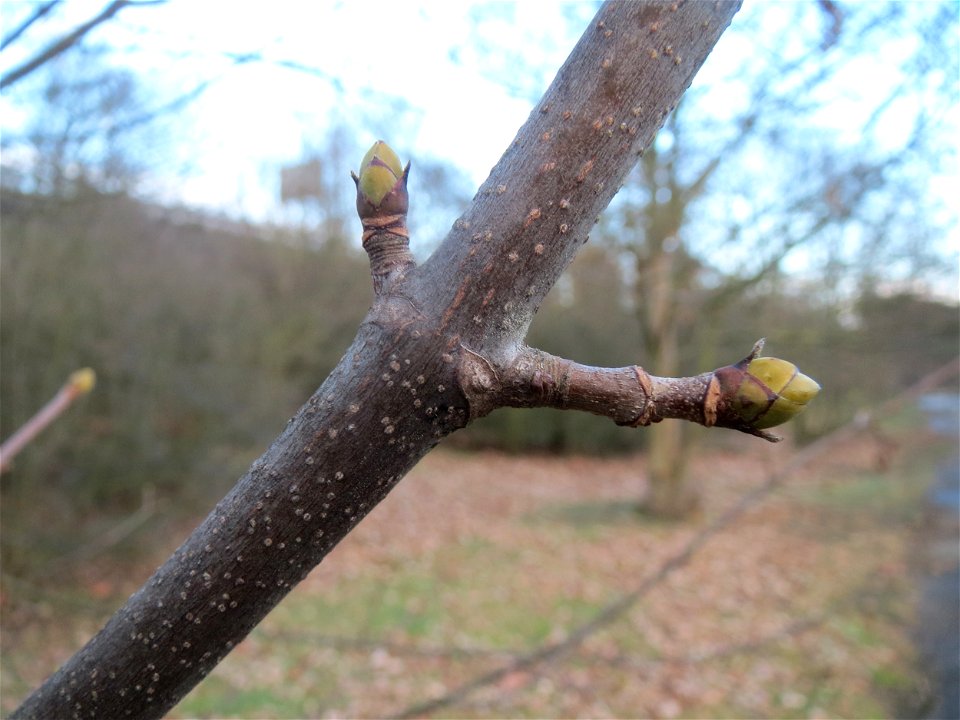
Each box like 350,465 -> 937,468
0,1 -> 141,90
0,1 -> 60,52
101,51 -> 258,136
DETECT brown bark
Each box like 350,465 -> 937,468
461,342 -> 783,440
12,2 -> 743,718
461,346 -> 728,430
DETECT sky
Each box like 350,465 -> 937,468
0,0 -> 957,296
0,1 -> 594,220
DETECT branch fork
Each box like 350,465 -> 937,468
14,6 -> 819,716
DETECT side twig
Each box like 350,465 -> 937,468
0,368 -> 96,474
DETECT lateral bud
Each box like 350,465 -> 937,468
352,140 -> 414,295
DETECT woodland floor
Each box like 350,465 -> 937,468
2,416 -> 956,719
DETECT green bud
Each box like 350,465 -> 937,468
735,357 -> 821,430
730,374 -> 771,424
355,140 -> 405,208
360,141 -> 403,182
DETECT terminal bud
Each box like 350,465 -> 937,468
713,341 -> 821,439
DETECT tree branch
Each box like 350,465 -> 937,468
459,339 -> 814,443
460,345 -> 688,427
417,1 -> 744,360
0,1 -> 60,52
0,369 -> 96,474
0,0 -> 148,91
11,3 -> 744,718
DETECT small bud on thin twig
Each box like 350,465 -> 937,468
0,368 -> 96,473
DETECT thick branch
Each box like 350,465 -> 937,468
417,0 -> 742,361
11,3 -> 742,719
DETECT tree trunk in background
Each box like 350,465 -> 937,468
634,149 -> 699,518
12,2 -> 743,718
640,248 -> 697,518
